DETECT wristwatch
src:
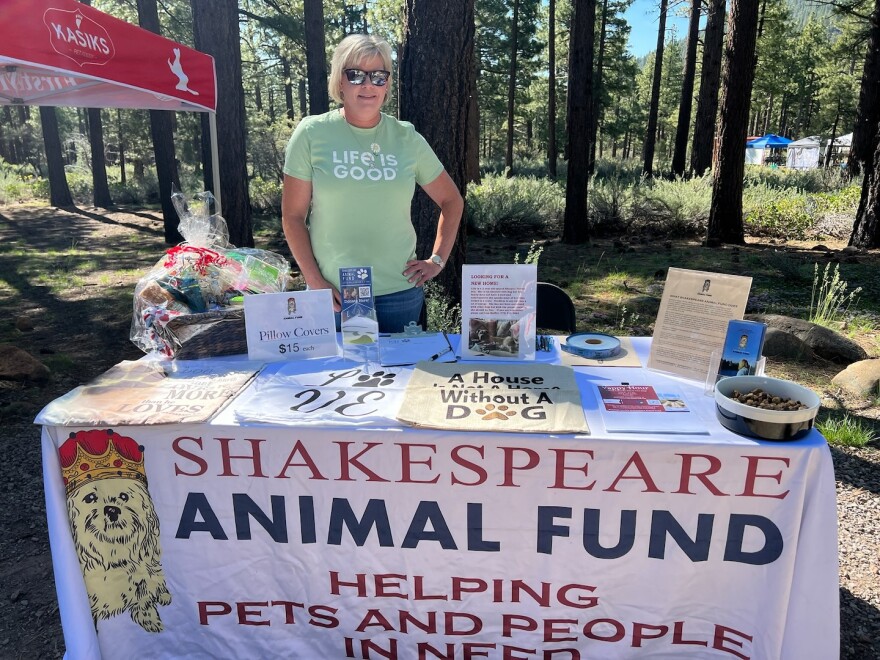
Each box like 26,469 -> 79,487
430,253 -> 445,269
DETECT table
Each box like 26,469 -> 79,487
39,338 -> 839,659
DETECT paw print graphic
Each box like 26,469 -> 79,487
475,404 -> 517,421
356,268 -> 369,281
354,370 -> 398,388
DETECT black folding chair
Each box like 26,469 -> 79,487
536,282 -> 577,333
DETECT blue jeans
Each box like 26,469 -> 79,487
335,286 -> 425,334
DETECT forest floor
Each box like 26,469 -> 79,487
0,203 -> 878,658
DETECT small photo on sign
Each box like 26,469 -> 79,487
467,317 -> 519,357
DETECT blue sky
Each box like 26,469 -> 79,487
622,0 -> 691,58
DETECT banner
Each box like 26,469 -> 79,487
42,420 -> 839,659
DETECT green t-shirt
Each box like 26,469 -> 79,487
283,110 -> 444,296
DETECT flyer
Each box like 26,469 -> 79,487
647,268 -> 752,383
595,384 -> 707,434
460,263 -> 537,361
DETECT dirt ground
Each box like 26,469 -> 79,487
0,204 -> 877,658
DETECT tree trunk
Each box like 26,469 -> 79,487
547,0 -> 558,178
116,109 -> 127,186
671,0 -> 701,176
87,108 -> 113,208
562,0 -> 595,244
400,0 -> 474,300
198,112 -> 213,193
304,0 -> 329,115
136,0 -> 182,245
824,112 -> 840,169
847,0 -> 880,178
505,0 -> 520,176
466,45 -> 481,185
643,0 -> 668,177
298,79 -> 307,118
282,56 -> 295,120
192,0 -> 254,248
707,0 -> 760,246
77,1 -> 111,209
590,0 -> 609,175
850,121 -> 880,247
691,0 -> 725,176
39,106 -> 74,208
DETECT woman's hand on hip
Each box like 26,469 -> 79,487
403,259 -> 442,287
307,276 -> 342,312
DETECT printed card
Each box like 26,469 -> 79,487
243,290 -> 338,361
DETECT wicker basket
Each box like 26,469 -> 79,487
159,308 -> 247,359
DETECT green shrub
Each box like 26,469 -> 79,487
628,174 -> 711,237
466,174 -> 564,238
744,196 -> 814,239
250,176 -> 282,213
588,174 -> 635,235
0,159 -> 39,204
743,165 -> 851,193
31,178 -> 50,200
424,281 -> 461,333
809,262 -> 861,327
817,414 -> 878,447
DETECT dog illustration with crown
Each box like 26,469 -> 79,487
59,429 -> 171,632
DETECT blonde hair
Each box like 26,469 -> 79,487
328,34 -> 393,105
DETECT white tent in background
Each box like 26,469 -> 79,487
832,133 -> 853,147
786,136 -> 821,170
745,148 -> 764,165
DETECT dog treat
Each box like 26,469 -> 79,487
729,388 -> 807,411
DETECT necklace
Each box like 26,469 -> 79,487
344,113 -> 382,170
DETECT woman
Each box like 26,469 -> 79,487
281,34 -> 463,333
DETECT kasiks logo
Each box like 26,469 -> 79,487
43,8 -> 115,67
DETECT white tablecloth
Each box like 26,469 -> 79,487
40,338 -> 840,659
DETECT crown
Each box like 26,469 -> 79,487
59,429 -> 147,495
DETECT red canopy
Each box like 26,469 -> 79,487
0,0 -> 216,112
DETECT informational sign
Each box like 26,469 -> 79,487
243,290 -> 338,362
647,268 -> 752,382
460,264 -> 537,361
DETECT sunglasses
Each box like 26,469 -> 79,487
344,68 -> 391,86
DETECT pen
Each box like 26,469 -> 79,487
429,346 -> 453,361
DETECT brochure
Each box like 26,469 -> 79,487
647,268 -> 752,383
339,266 -> 378,352
595,384 -> 707,434
717,319 -> 767,379
460,264 -> 537,361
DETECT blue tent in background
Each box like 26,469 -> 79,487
746,134 -> 792,166
747,134 -> 793,148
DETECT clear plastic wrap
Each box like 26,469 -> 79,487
131,190 -> 291,358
